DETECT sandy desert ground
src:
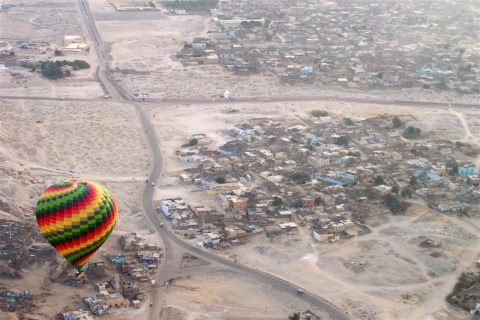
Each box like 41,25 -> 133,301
1,0 -> 480,319
2,98 -> 479,319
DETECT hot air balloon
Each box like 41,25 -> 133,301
35,179 -> 118,272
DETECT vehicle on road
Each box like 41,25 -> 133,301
159,223 -> 164,227
149,302 -> 153,307
151,182 -> 155,186
297,288 -> 304,294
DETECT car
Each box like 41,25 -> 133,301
297,288 -> 304,294
151,182 -> 155,186
159,223 -> 164,227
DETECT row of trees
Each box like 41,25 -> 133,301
39,60 -> 90,79
403,126 -> 422,139
162,0 -> 218,12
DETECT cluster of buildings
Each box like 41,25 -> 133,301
0,289 -> 30,313
177,0 -> 480,92
449,260 -> 480,315
161,112 -> 479,247
62,233 -> 162,317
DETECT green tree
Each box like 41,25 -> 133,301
192,50 -> 204,57
335,135 -> 349,146
215,176 -> 226,184
409,176 -> 418,186
189,138 -> 198,146
40,61 -> 64,79
449,164 -> 459,175
383,194 -> 410,214
392,116 -> 403,128
288,312 -> 301,320
314,197 -> 324,205
374,175 -> 385,186
54,49 -> 62,56
311,110 -> 329,118
401,188 -> 413,198
403,126 -> 421,139
344,117 -> 354,125
291,172 -> 309,184
272,196 -> 283,206
392,185 -> 399,194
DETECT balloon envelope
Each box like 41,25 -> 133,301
35,179 -> 118,272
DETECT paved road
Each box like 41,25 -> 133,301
1,93 -> 479,110
78,0 -> 124,100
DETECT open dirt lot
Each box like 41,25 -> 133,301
1,0 -> 480,319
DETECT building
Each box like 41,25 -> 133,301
372,184 -> 392,196
121,281 -> 140,300
308,156 -> 331,168
232,123 -> 255,137
89,261 -> 106,277
229,197 -> 246,212
192,38 -> 208,49
458,163 -> 476,176
63,43 -> 91,53
63,35 -> 83,45
313,229 -> 335,242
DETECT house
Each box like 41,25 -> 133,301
109,255 -> 125,264
372,184 -> 392,196
174,9 -> 187,15
205,232 -> 221,245
218,140 -> 247,156
467,175 -> 480,186
279,222 -> 298,231
438,203 -> 462,212
89,261 -> 106,277
180,173 -> 191,182
232,124 -> 255,137
218,50 -> 235,59
121,281 -> 140,300
265,225 -> 282,236
337,171 -> 356,182
284,160 -> 297,169
192,38 -> 208,49
160,198 -> 189,219
332,193 -> 348,205
308,156 -> 331,168
302,197 -> 315,207
229,197 -> 246,212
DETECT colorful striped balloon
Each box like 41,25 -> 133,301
35,179 -> 118,272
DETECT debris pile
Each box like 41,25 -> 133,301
0,220 -> 57,277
